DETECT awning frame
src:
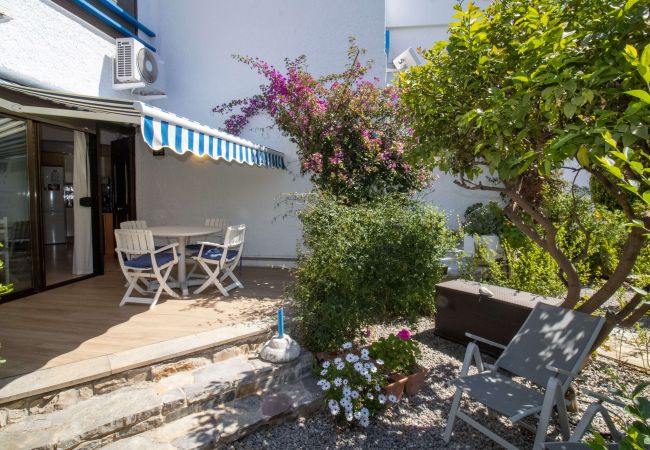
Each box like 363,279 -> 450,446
0,80 -> 286,170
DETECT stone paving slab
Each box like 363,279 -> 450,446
0,353 -> 315,450
104,378 -> 322,450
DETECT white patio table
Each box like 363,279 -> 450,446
148,225 -> 221,297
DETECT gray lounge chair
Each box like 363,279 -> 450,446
543,389 -> 625,450
443,302 -> 605,450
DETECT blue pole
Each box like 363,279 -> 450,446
278,307 -> 284,338
68,0 -> 156,52
95,0 -> 156,37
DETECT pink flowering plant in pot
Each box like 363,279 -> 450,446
369,328 -> 427,396
214,39 -> 432,204
316,341 -> 397,427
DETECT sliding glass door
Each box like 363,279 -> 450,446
0,115 -> 34,297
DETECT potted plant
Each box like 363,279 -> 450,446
462,202 -> 504,258
317,342 -> 397,427
369,329 -> 426,398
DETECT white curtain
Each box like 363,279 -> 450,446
72,131 -> 93,275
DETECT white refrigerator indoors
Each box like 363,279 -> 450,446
41,166 -> 66,245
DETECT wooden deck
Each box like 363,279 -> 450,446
0,263 -> 292,380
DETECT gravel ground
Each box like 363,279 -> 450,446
225,318 -> 647,450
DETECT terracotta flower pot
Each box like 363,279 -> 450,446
405,365 -> 427,396
383,372 -> 408,402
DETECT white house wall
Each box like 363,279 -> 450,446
135,0 -> 386,263
386,0 -> 498,227
0,0 -> 130,97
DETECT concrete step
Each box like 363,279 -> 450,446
102,378 -> 322,450
0,352 -> 315,450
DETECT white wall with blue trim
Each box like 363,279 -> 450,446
135,0 -> 386,264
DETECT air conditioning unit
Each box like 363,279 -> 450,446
112,37 -> 165,99
392,47 -> 422,71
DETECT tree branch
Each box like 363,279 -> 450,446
505,188 -> 583,307
587,168 -> 636,221
615,285 -> 649,324
502,202 -> 546,248
454,176 -> 506,193
579,212 -> 650,314
621,303 -> 650,327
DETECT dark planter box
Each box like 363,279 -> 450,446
434,279 -> 563,357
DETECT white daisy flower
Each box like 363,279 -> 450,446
354,362 -> 364,372
322,360 -> 331,369
369,365 -> 378,373
317,379 -> 325,386
388,394 -> 397,403
334,357 -> 342,364
345,353 -> 356,363
375,384 -> 381,392
367,392 -> 374,400
320,381 -> 331,391
342,342 -> 353,350
375,359 -> 384,366
320,369 -> 328,376
354,410 -> 362,420
378,394 -> 386,404
343,386 -> 352,397
360,407 -> 369,418
359,416 -> 370,427
365,374 -> 372,382
360,369 -> 369,377
350,390 -> 360,399
345,411 -> 353,421
333,377 -> 343,387
336,362 -> 345,370
342,379 -> 349,385
360,348 -> 370,360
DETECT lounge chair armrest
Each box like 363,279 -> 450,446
545,365 -> 579,379
154,243 -> 179,254
581,389 -> 625,407
465,332 -> 507,350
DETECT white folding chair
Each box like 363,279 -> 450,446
114,229 -> 179,308
186,218 -> 229,280
120,220 -> 148,230
192,224 -> 245,296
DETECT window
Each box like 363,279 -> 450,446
53,0 -> 141,39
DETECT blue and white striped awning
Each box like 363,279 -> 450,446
0,79 -> 286,170
136,104 -> 285,169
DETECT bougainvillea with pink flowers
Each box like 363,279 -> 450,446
214,40 -> 432,203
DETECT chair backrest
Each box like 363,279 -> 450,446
120,220 -> 148,230
495,303 -> 604,390
224,224 -> 246,248
204,217 -> 227,232
114,229 -> 155,259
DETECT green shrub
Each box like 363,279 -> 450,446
462,202 -> 504,235
293,194 -> 454,352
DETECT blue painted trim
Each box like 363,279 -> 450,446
68,0 -> 156,52
385,29 -> 390,56
95,0 -> 156,37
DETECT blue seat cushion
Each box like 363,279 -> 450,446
124,252 -> 174,269
200,248 -> 239,261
